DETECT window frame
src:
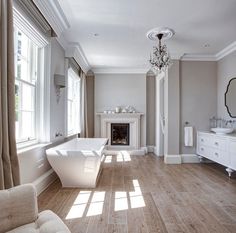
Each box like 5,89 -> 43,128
67,67 -> 81,136
14,28 -> 38,144
13,7 -> 50,148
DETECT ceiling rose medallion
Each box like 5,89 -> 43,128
147,27 -> 175,72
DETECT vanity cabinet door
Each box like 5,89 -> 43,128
198,134 -> 210,146
209,137 -> 227,151
229,140 -> 236,170
211,149 -> 229,167
197,133 -> 210,156
197,145 -> 209,158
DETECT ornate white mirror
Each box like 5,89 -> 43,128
225,77 -> 236,118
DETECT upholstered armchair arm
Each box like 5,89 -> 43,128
0,184 -> 38,233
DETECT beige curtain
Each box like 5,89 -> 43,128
0,0 -> 20,189
80,72 -> 88,138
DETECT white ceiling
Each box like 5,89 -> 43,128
57,0 -> 236,70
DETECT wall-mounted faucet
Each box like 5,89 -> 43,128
226,120 -> 232,126
55,132 -> 63,138
226,120 -> 236,127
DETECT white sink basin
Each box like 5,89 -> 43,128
211,127 -> 234,135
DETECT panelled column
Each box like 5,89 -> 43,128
164,60 -> 181,164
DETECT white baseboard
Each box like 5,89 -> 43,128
33,169 -> 58,196
164,154 -> 182,164
140,146 -> 148,154
147,145 -> 155,153
153,147 -> 164,157
154,147 -> 158,155
181,154 -> 200,163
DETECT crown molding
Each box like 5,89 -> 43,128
33,0 -> 69,37
180,41 -> 236,61
171,53 -> 184,60
87,70 -> 95,76
181,54 -> 217,61
215,41 -> 236,61
92,67 -> 149,74
56,34 -> 68,50
146,69 -> 156,76
32,0 -> 91,72
66,43 -> 91,73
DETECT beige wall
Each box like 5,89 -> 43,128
146,73 -> 155,146
180,61 -> 217,154
50,39 -> 66,141
217,51 -> 236,120
94,73 -> 147,147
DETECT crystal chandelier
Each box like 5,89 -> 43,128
147,27 -> 174,72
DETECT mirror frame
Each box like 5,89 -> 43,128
225,77 -> 236,118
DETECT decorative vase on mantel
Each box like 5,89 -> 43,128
115,107 -> 121,113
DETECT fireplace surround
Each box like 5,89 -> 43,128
97,113 -> 146,155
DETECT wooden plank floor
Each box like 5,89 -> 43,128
38,154 -> 236,233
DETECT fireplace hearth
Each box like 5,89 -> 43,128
111,123 -> 130,146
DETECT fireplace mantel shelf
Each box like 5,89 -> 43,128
96,112 -> 144,117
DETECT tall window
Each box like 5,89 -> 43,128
14,28 -> 38,143
67,68 -> 81,135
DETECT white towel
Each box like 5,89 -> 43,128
184,126 -> 193,147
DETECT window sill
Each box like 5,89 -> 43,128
65,133 -> 79,141
17,142 -> 52,155
67,132 -> 80,137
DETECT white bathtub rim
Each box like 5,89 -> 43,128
46,138 -> 108,157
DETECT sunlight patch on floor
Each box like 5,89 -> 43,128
87,191 -> 105,216
115,192 -> 128,211
114,179 -> 145,211
116,151 -> 131,162
130,195 -> 145,208
66,191 -> 106,219
66,191 -> 91,219
104,155 -> 112,163
129,179 -> 145,208
117,153 -> 124,162
122,151 -> 131,161
66,176 -> 144,218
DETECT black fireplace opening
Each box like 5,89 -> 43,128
111,123 -> 130,146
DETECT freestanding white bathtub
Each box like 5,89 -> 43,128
46,138 -> 108,188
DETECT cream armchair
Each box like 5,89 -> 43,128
0,184 -> 71,233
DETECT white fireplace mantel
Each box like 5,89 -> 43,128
96,112 -> 146,155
